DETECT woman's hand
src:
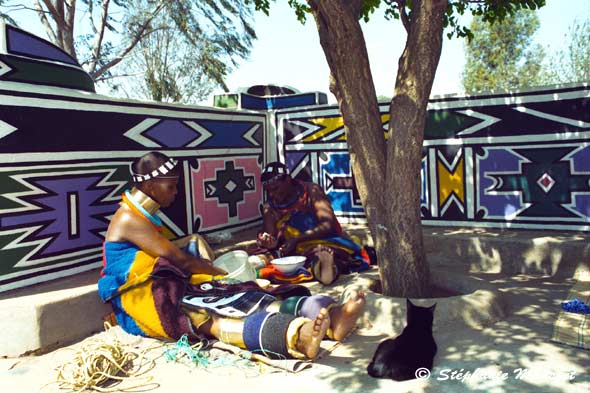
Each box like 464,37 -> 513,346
257,232 -> 278,249
187,257 -> 227,276
279,237 -> 299,256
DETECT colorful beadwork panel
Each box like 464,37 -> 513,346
0,84 -> 266,292
276,84 -> 590,231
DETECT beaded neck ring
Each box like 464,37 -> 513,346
121,188 -> 163,231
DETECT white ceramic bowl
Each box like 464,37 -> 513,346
271,255 -> 307,275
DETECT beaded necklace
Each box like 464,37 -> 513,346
121,188 -> 163,231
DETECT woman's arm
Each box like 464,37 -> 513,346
278,184 -> 338,255
258,203 -> 279,249
113,209 -> 226,275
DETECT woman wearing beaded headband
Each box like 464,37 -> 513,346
252,161 -> 372,286
99,151 -> 365,360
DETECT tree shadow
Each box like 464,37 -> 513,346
311,272 -> 590,392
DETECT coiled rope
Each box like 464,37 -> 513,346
41,323 -> 159,392
42,326 -> 290,392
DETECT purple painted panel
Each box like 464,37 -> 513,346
571,146 -> 590,218
285,151 -> 307,171
7,26 -> 79,66
144,120 -> 198,148
1,175 -> 119,257
478,149 -> 524,218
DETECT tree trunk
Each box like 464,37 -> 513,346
383,0 -> 447,297
307,0 -> 390,285
308,0 -> 447,297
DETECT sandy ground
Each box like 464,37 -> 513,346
1,268 -> 589,393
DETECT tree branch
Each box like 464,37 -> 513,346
62,0 -> 77,58
87,0 -> 98,34
65,0 -> 75,33
33,0 -> 57,44
94,71 -> 144,83
396,0 -> 410,33
42,0 -> 65,46
91,1 -> 169,80
40,0 -> 65,26
87,0 -> 110,74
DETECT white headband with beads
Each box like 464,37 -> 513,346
131,158 -> 178,183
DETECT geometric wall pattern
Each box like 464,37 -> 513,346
0,88 -> 266,293
190,156 -> 263,232
1,22 -> 589,293
0,23 -> 270,292
276,84 -> 590,231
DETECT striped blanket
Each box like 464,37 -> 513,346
98,241 -> 309,340
252,210 -> 371,284
98,241 -> 214,340
278,210 -> 370,273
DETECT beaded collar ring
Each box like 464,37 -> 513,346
121,188 -> 163,230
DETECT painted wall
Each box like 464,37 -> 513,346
1,22 -> 589,293
274,85 -> 590,232
0,23 -> 268,292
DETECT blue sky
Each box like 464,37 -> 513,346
5,0 -> 589,104
219,0 -> 590,104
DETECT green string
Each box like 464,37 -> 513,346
163,335 -> 289,375
164,335 -> 211,367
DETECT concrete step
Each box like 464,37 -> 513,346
422,227 -> 590,278
0,269 -> 110,357
1,225 -> 588,357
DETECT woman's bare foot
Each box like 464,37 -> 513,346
314,245 -> 336,285
295,308 -> 331,359
329,291 -> 366,341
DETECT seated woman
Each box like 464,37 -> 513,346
98,151 -> 365,360
253,162 -> 371,286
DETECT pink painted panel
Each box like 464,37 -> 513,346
190,156 -> 262,231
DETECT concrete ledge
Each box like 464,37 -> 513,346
0,270 -> 110,357
340,267 -> 509,337
423,227 -> 590,278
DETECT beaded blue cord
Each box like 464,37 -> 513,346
561,298 -> 590,314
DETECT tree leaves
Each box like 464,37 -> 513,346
461,9 -> 546,92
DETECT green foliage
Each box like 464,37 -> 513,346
542,18 -> 590,84
382,0 -> 545,39
461,9 -> 546,92
247,0 -> 545,32
119,12 -> 219,103
1,0 -> 255,103
105,0 -> 255,93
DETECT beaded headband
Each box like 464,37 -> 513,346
131,158 -> 178,183
261,162 -> 290,185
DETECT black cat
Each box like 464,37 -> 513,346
367,299 -> 437,381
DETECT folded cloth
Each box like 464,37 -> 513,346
551,278 -> 590,350
258,264 -> 314,284
561,298 -> 590,314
